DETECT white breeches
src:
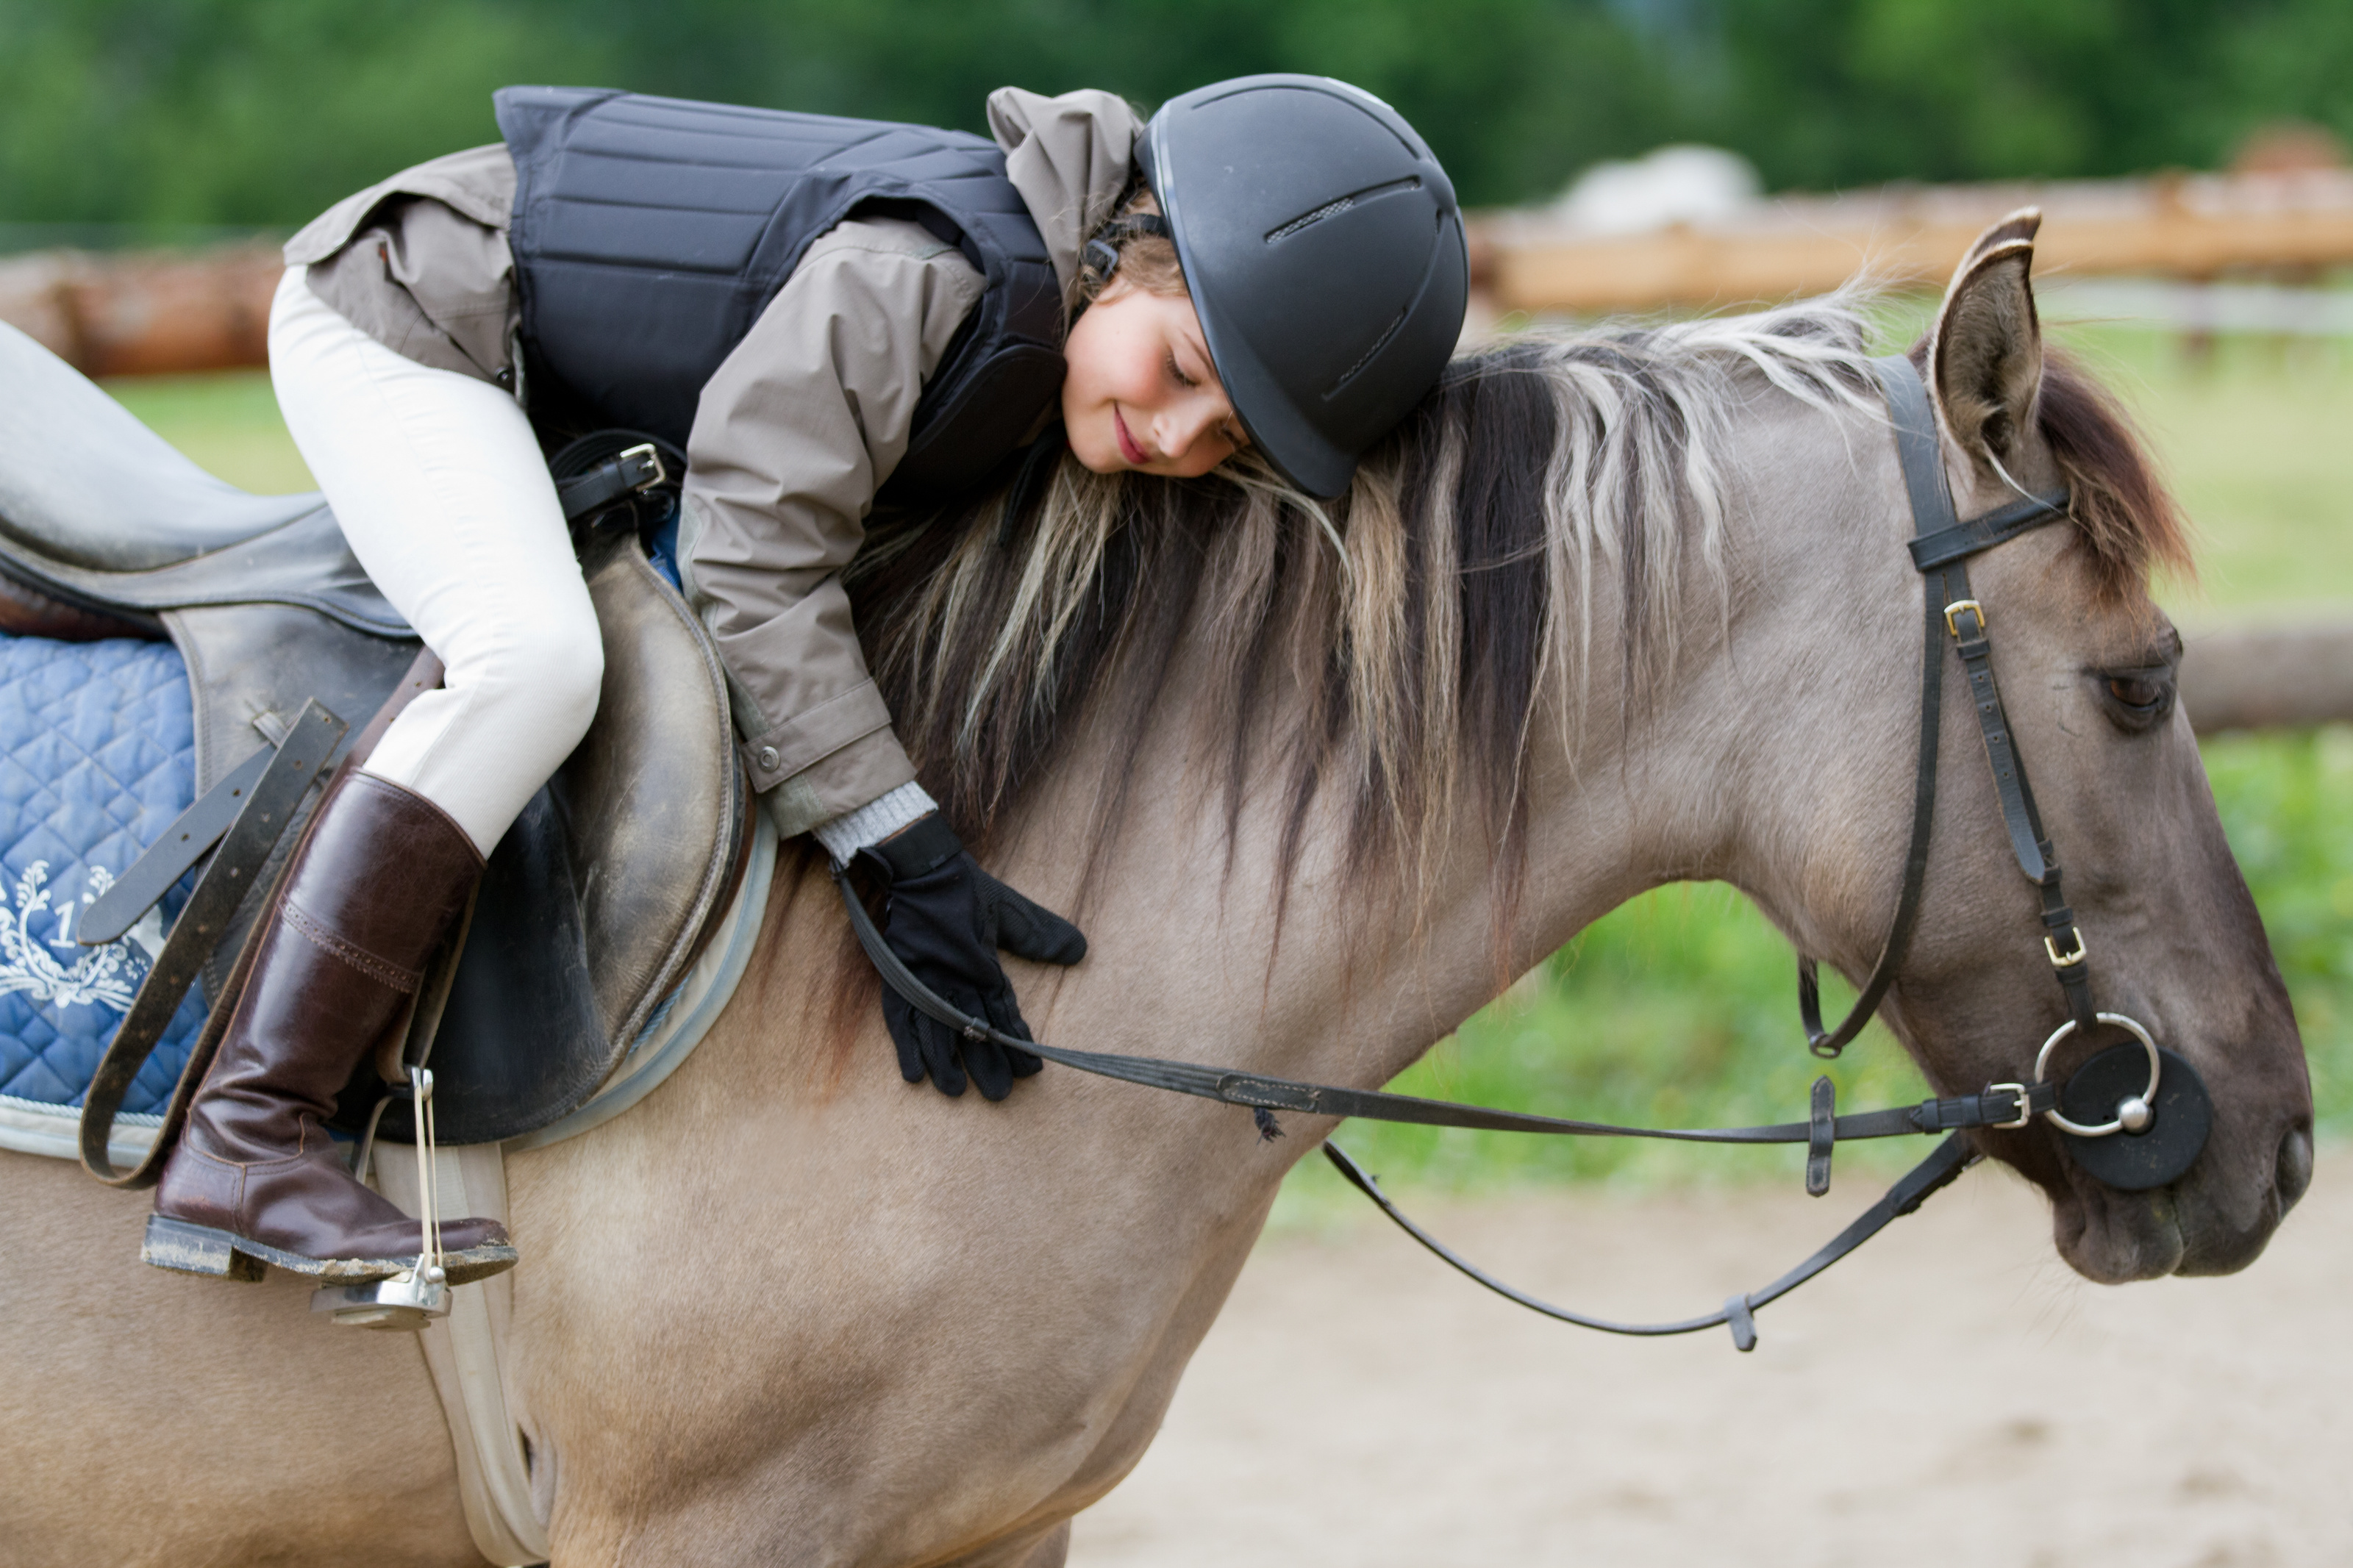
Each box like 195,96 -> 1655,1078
267,268 -> 602,855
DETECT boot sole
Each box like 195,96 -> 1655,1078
142,1216 -> 518,1286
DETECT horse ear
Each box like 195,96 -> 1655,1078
1928,207 -> 2045,473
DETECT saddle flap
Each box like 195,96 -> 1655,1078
361,526 -> 749,1145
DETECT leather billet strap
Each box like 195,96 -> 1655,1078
80,650 -> 446,948
79,700 -> 349,1185
77,648 -> 448,1186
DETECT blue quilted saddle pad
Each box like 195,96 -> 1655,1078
0,634 -> 205,1117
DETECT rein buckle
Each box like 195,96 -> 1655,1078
2044,928 -> 2088,968
1943,598 -> 1986,637
1985,1081 -> 2035,1131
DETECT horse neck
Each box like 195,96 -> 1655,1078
990,431 -> 1846,1098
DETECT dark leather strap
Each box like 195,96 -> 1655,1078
1805,1075 -> 1835,1195
1908,490 -> 2071,570
1873,356 -> 2097,1034
79,648 -> 444,947
1807,359 -> 2087,1055
78,700 -> 348,1185
1324,1132 -> 1977,1351
555,443 -> 668,523
1799,358 -> 1957,1058
832,863 -> 2051,1148
77,745 -> 275,948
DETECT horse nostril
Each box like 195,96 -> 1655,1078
2277,1125 -> 2315,1211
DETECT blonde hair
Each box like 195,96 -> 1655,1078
1070,185 -> 1188,312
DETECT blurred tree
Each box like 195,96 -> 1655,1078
3,0 -> 2351,233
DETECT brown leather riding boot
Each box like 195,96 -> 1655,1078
146,770 -> 518,1286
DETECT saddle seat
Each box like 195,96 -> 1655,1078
0,321 -> 320,571
0,321 -> 752,1147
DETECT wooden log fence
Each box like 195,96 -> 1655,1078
2182,623 -> 2353,735
1474,169 -> 2353,315
0,243 -> 281,377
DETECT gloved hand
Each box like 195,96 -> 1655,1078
854,814 -> 1087,1100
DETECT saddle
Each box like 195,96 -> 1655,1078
0,321 -> 752,1152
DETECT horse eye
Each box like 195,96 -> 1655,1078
2098,668 -> 2174,733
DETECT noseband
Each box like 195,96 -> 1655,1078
837,354 -> 2213,1352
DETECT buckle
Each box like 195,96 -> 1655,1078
1943,598 -> 1986,637
1986,1082 -> 2034,1130
618,442 -> 669,492
2044,928 -> 2088,967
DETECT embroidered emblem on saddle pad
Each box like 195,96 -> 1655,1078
0,635 -> 207,1134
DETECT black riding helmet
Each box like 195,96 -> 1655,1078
1138,75 -> 1469,500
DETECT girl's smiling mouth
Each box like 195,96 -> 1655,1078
1113,407 -> 1151,468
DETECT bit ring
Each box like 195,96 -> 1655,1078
2033,1012 -> 2161,1138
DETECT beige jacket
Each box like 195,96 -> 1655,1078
283,87 -> 1141,835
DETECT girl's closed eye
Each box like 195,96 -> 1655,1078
1165,351 -> 1196,389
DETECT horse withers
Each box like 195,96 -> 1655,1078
0,213 -> 2310,1565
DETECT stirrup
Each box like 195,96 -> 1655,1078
314,1064 -> 453,1332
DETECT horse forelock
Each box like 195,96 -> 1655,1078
2032,351 -> 2197,605
847,295 -> 1885,918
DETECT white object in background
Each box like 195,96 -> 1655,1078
1554,146 -> 1763,237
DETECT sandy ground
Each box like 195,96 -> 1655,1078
1071,1150 -> 2349,1567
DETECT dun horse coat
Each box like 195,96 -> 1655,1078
0,218 -> 2310,1566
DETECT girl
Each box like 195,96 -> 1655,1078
143,75 -> 1469,1287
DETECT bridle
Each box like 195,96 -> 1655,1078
835,353 -> 2214,1353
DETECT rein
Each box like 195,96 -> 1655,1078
835,354 -> 2210,1352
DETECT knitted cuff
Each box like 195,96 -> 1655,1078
811,780 -> 940,864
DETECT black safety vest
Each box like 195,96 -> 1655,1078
495,86 -> 1068,503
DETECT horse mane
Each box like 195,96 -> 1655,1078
845,298 -> 2189,921
849,297 -> 1873,906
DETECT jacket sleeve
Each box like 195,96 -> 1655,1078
678,217 -> 984,839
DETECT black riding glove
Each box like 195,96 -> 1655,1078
854,814 -> 1087,1100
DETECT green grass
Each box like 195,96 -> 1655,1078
103,348 -> 2353,1200
2051,326 -> 2353,625
101,370 -> 317,497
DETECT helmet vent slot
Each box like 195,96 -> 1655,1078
1265,176 -> 1421,244
1325,309 -> 1407,398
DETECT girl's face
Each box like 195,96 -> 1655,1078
1060,279 -> 1246,479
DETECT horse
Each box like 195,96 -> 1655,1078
0,216 -> 2310,1566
